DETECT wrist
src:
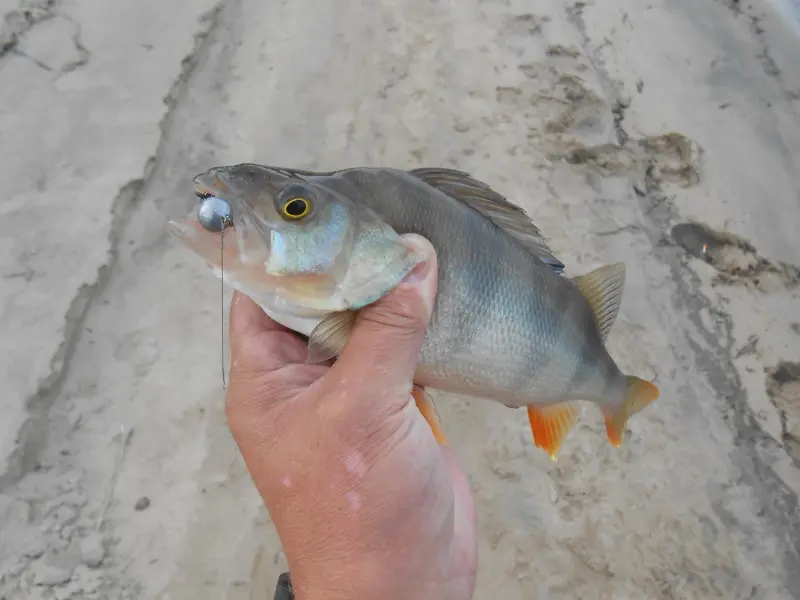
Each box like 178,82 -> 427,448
286,557 -> 415,600
287,564 -> 379,600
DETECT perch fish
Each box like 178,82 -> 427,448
168,164 -> 659,460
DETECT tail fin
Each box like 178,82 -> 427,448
604,376 -> 659,447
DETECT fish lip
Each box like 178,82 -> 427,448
191,168 -> 258,221
189,164 -> 296,248
165,216 -> 201,245
192,170 -> 238,235
193,181 -> 220,200
190,168 -> 276,265
192,169 -> 230,200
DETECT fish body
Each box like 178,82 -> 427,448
168,164 -> 659,459
316,169 -> 614,405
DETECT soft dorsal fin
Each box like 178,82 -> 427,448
570,262 -> 626,340
407,167 -> 566,274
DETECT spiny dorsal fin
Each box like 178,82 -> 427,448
407,167 -> 566,274
570,262 -> 626,340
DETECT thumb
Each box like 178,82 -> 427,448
332,234 -> 438,394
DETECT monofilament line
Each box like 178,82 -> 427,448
220,228 -> 227,390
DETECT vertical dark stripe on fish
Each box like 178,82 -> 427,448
503,291 -> 534,397
567,316 -> 602,399
444,204 -> 496,367
599,357 -> 625,405
546,286 -> 593,398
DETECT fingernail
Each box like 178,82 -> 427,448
399,234 -> 438,314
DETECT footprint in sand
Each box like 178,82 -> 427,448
671,221 -> 800,292
765,361 -> 800,466
114,330 -> 160,378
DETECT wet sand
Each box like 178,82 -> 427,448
1,0 -> 799,598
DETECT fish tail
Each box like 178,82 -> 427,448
603,376 -> 660,448
571,262 -> 659,446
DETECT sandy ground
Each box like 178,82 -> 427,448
1,0 -> 799,598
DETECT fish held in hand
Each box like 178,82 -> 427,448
168,164 -> 659,459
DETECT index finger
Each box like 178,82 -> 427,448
229,291 -> 310,373
230,290 -> 293,336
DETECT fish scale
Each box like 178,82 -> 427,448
168,163 -> 659,460
322,169 -> 575,396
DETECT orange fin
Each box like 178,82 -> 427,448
605,376 -> 660,447
412,386 -> 448,446
527,402 -> 580,461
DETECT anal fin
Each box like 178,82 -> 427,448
412,386 -> 448,446
527,402 -> 580,461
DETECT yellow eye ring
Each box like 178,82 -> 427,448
282,197 -> 311,219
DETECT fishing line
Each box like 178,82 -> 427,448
220,228 -> 227,390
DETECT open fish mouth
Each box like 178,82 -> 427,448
193,182 -> 219,199
166,195 -> 355,313
166,206 -> 250,279
192,167 -> 235,200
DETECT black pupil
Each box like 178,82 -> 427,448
286,199 -> 307,217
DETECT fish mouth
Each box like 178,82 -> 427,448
166,203 -> 348,314
166,171 -> 238,249
166,209 -> 225,252
190,169 -> 273,244
192,169 -> 231,200
193,184 -> 219,202
169,170 -> 274,272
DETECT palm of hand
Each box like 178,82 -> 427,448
226,292 -> 477,600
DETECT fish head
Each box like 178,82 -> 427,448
167,163 -> 425,313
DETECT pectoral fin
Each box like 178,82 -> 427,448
307,310 -> 357,363
527,402 -> 580,461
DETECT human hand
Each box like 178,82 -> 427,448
224,234 -> 477,600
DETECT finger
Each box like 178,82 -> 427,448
331,234 -> 438,399
229,291 -> 310,374
230,290 -> 292,338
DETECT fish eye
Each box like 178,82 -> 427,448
281,197 -> 311,220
